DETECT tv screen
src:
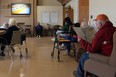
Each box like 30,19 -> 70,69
11,3 -> 31,15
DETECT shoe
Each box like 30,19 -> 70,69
68,52 -> 70,56
86,72 -> 97,77
73,71 -> 82,77
36,36 -> 39,38
66,50 -> 70,56
0,52 -> 5,56
73,71 -> 78,77
59,45 -> 65,50
62,51 -> 68,55
55,43 -> 57,47
61,43 -> 64,47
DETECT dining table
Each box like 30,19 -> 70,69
0,29 -> 6,36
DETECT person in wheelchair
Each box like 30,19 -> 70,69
63,23 -> 80,55
55,17 -> 74,55
0,18 -> 19,56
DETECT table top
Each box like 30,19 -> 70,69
0,30 -> 6,36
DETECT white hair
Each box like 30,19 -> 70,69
8,18 -> 17,26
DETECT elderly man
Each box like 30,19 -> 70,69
73,14 -> 116,77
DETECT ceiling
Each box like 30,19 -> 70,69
57,0 -> 71,6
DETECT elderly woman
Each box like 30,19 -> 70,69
4,18 -> 19,44
0,18 -> 19,56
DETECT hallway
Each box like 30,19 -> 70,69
0,37 -> 77,77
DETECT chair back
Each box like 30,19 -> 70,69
10,31 -> 21,45
109,31 -> 116,68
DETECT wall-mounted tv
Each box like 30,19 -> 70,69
11,3 -> 31,15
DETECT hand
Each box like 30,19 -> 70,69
78,37 -> 81,42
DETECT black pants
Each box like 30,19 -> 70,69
35,30 -> 42,37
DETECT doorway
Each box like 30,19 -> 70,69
79,0 -> 89,23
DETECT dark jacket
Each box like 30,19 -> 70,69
35,25 -> 43,31
79,21 -> 116,56
3,25 -> 19,44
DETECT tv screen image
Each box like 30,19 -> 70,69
11,3 -> 31,15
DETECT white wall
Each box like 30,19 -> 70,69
38,0 -> 61,6
37,6 -> 63,27
66,0 -> 79,23
90,0 -> 116,26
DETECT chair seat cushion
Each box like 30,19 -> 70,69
89,53 -> 109,64
84,59 -> 116,77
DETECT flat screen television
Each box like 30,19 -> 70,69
11,3 -> 31,15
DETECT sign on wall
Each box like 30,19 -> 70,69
41,11 -> 58,24
41,11 -> 49,23
50,11 -> 58,23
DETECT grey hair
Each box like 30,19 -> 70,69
8,18 -> 17,26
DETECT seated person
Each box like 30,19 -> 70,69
0,22 -> 9,30
73,14 -> 116,77
70,22 -> 80,42
63,17 -> 72,32
0,18 -> 19,56
55,21 -> 79,56
63,23 -> 80,55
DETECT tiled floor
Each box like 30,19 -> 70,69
0,37 -> 77,77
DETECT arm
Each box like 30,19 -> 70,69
79,32 -> 103,53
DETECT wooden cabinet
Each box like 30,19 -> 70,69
79,0 -> 89,23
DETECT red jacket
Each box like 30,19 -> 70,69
79,21 -> 116,56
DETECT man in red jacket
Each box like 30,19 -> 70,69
73,14 -> 116,77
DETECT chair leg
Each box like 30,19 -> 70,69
51,41 -> 56,58
8,46 -> 14,62
25,41 -> 28,58
17,45 -> 23,59
57,42 -> 60,62
84,71 -> 87,77
26,48 -> 28,58
73,42 -> 76,57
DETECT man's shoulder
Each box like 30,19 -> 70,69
97,26 -> 116,37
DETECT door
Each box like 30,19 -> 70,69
79,0 -> 89,23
